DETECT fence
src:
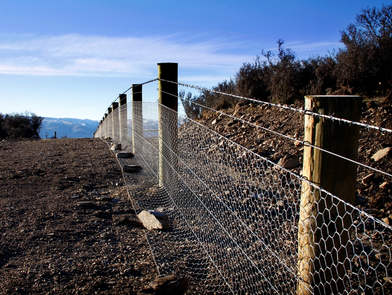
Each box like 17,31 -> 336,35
94,63 -> 392,294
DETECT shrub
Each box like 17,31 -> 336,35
236,56 -> 271,100
0,113 -> 43,139
336,5 -> 392,96
183,4 -> 391,118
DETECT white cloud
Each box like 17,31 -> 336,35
0,34 -> 343,86
0,34 -> 251,81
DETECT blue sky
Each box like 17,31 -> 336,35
0,0 -> 389,120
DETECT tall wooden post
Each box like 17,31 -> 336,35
112,102 -> 119,144
107,107 -> 113,139
99,117 -> 105,138
132,84 -> 142,154
158,63 -> 178,188
104,113 -> 108,139
119,94 -> 127,147
297,95 -> 361,295
102,116 -> 106,138
96,120 -> 101,138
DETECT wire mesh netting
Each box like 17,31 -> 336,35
113,99 -> 392,294
95,78 -> 392,294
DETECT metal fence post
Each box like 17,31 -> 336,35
132,84 -> 142,154
158,62 -> 178,188
297,95 -> 361,294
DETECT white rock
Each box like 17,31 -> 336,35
361,173 -> 374,185
137,210 -> 169,230
110,143 -> 121,151
371,147 -> 391,162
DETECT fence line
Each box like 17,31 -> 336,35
159,88 -> 392,181
94,64 -> 392,294
159,78 -> 392,134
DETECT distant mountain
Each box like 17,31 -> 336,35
39,117 -> 98,139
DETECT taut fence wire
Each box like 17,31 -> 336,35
94,64 -> 392,294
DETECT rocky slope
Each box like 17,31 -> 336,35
194,98 -> 392,221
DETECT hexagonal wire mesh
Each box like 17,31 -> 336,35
97,82 -> 392,294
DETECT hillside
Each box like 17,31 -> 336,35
39,118 -> 98,139
194,98 -> 392,221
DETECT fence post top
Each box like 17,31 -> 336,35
119,93 -> 127,105
112,102 -> 119,109
157,62 -> 178,66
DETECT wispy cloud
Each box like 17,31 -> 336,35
0,34 -> 252,80
0,34 -> 344,86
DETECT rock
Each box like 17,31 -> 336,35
137,210 -> 169,230
384,277 -> 392,284
140,274 -> 188,295
123,165 -> 142,173
371,147 -> 391,162
116,152 -> 134,159
277,155 -> 300,169
361,173 -> 374,185
382,217 -> 390,225
110,143 -> 122,151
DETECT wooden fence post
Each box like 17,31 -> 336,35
158,62 -> 178,188
132,84 -> 142,154
112,102 -> 119,144
107,109 -> 112,139
297,95 -> 361,294
102,117 -> 104,138
96,120 -> 102,138
103,114 -> 107,139
119,94 -> 127,148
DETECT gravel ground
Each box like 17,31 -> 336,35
0,138 -> 157,294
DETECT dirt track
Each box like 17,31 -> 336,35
0,138 -> 156,294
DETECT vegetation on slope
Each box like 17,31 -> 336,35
182,4 -> 392,117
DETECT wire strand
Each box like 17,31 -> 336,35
159,89 -> 392,179
107,78 -> 158,111
159,78 -> 392,134
157,103 -> 392,231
